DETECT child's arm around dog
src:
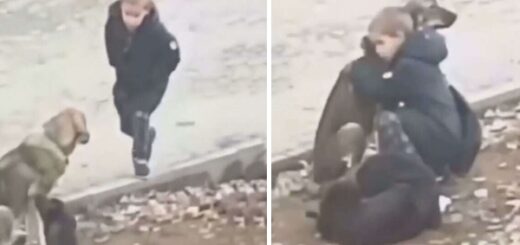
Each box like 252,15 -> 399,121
350,27 -> 449,106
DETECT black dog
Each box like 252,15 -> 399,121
316,112 -> 441,245
36,197 -> 77,245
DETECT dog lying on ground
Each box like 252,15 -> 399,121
316,112 -> 441,245
0,108 -> 88,244
312,0 -> 483,185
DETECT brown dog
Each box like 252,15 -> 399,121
0,108 -> 89,244
312,0 -> 458,184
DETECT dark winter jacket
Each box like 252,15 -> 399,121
105,1 -> 180,96
350,28 -> 461,142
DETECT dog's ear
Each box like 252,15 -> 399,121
67,108 -> 89,145
404,0 -> 457,29
361,36 -> 377,57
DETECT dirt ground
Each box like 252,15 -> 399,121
273,151 -> 520,245
273,105 -> 520,244
0,0 -> 266,196
78,220 -> 266,245
272,0 -> 520,157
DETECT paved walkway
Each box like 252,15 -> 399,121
0,0 -> 266,195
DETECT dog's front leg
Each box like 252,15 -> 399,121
25,199 -> 46,245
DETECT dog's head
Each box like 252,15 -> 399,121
43,108 -> 89,156
404,0 -> 457,29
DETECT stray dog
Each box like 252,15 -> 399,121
316,112 -> 440,245
312,0 -> 475,184
35,197 -> 78,245
0,108 -> 88,244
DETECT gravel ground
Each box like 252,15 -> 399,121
75,179 -> 267,245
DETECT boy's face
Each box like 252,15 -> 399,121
368,31 -> 405,62
121,0 -> 151,32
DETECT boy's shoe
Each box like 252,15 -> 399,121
133,157 -> 150,177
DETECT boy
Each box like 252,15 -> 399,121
349,7 -> 463,177
105,0 -> 180,176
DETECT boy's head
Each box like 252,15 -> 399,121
120,0 -> 155,32
367,7 -> 414,61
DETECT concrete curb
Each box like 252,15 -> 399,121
271,82 -> 520,177
62,139 -> 266,212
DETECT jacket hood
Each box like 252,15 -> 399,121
398,27 -> 448,65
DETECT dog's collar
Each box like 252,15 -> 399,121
22,133 -> 67,163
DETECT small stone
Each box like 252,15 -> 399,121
506,199 -> 520,206
468,233 -> 477,238
489,217 -> 501,224
484,109 -> 496,118
516,165 -> 520,171
474,188 -> 489,199
507,141 -> 519,150
489,119 -> 507,132
120,195 -> 130,204
93,233 -> 110,244
486,224 -> 503,231
498,162 -> 508,169
497,109 -> 516,119
510,230 -> 520,241
473,176 -> 487,183
448,213 -> 464,224
185,206 -> 202,219
138,225 -> 150,233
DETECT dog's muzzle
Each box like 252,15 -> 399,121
77,132 -> 90,144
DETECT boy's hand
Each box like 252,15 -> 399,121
350,56 -> 387,84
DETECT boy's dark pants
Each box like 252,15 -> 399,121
113,85 -> 165,176
381,107 -> 460,177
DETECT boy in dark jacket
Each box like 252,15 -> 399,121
105,0 -> 180,176
350,8 -> 464,177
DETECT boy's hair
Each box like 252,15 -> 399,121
368,7 -> 414,37
122,0 -> 155,11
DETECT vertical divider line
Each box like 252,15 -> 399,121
266,0 -> 273,244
